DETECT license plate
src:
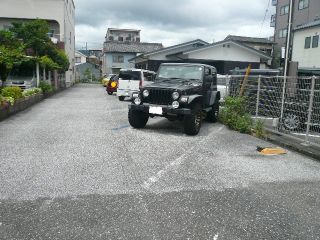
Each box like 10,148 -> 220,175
149,106 -> 162,115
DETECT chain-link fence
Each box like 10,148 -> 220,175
221,74 -> 320,147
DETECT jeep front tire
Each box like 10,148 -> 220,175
183,103 -> 202,135
128,109 -> 149,129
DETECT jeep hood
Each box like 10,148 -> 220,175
145,80 -> 202,91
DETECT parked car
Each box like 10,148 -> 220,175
5,61 -> 37,89
117,69 -> 156,101
106,75 -> 119,95
102,74 -> 116,87
128,63 -> 220,135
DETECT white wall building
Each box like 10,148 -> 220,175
292,20 -> 320,74
75,51 -> 87,66
0,0 -> 76,87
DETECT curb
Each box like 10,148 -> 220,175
266,131 -> 320,161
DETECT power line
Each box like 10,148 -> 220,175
259,0 -> 272,37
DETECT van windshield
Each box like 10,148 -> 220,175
119,71 -> 141,80
156,65 -> 203,81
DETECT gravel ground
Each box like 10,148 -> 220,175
0,84 -> 320,239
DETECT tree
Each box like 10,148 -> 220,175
10,19 -> 69,72
0,30 -> 25,85
10,19 -> 51,56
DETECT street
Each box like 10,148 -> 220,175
1,84 -> 320,239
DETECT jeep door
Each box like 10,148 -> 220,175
203,67 -> 217,107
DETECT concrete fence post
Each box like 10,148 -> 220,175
255,75 -> 261,119
304,76 -> 316,145
280,75 -> 287,122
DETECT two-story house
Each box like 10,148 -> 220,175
102,28 -> 163,75
292,20 -> 320,75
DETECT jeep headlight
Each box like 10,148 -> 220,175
132,93 -> 139,98
134,97 -> 142,105
172,101 -> 179,109
143,89 -> 149,97
172,91 -> 180,100
180,96 -> 188,103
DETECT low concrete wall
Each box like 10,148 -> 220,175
0,93 -> 44,121
0,86 -> 67,121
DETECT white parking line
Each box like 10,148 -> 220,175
142,126 -> 225,190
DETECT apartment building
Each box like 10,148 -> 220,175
0,0 -> 76,87
271,0 -> 320,48
105,28 -> 141,42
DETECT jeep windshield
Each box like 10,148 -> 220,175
156,65 -> 203,82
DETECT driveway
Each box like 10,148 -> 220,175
0,84 -> 320,239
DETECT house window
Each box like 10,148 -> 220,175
75,57 -> 81,63
312,35 -> 319,48
305,36 -> 311,48
298,0 -> 309,10
118,36 -> 123,41
113,55 -> 124,63
278,28 -> 287,38
280,5 -> 289,15
48,29 -> 55,38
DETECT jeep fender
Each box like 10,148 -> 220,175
208,91 -> 220,105
187,95 -> 203,105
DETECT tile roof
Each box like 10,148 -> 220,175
225,35 -> 274,44
103,41 -> 163,53
184,39 -> 272,59
294,20 -> 320,31
128,39 -> 208,61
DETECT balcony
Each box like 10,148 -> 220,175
272,0 -> 277,6
270,14 -> 276,27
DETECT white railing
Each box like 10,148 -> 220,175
223,75 -> 320,147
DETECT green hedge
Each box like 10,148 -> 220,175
22,88 -> 42,97
39,81 -> 53,93
219,96 -> 253,133
1,86 -> 23,100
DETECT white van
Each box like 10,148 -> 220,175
117,69 -> 156,101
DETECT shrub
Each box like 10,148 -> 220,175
22,88 -> 42,97
253,119 -> 267,139
39,81 -> 53,93
1,86 -> 23,100
0,95 -> 14,106
219,96 -> 253,134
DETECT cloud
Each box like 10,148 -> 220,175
74,0 -> 275,49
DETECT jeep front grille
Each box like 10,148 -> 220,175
145,89 -> 172,105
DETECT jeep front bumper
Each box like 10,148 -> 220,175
129,104 -> 192,115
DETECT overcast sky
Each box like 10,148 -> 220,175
74,0 -> 275,50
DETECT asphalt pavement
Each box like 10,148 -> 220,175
1,84 -> 320,239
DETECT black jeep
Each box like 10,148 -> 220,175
128,63 -> 220,135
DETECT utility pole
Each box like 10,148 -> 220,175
283,0 -> 293,78
280,0 -> 293,121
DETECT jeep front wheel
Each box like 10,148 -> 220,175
183,103 -> 202,135
128,109 -> 149,129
